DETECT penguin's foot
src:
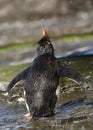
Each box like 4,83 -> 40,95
24,113 -> 32,119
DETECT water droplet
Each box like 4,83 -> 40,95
70,1 -> 72,3
42,3 -> 45,7
41,18 -> 45,23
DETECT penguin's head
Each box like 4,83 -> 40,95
37,29 -> 54,56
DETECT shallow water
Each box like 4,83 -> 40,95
0,56 -> 93,130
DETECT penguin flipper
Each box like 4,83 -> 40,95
58,66 -> 84,85
6,66 -> 30,92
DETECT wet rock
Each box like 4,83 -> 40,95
0,82 -> 8,92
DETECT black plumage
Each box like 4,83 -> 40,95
6,29 -> 84,118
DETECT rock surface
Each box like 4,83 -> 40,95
0,0 -> 93,46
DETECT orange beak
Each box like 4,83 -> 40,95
43,29 -> 49,39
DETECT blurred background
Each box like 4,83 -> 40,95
0,0 -> 93,65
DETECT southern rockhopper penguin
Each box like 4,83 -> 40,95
6,29 -> 84,118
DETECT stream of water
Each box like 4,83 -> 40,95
0,56 -> 93,130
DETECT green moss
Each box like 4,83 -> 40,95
59,34 -> 93,42
0,63 -> 31,81
0,41 -> 36,53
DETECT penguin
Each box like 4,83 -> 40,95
6,29 -> 84,118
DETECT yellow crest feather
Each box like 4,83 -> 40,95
42,29 -> 49,39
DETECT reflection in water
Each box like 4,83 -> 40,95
0,56 -> 93,130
